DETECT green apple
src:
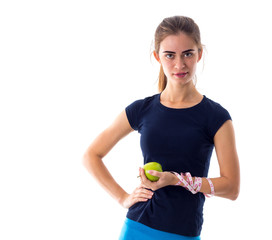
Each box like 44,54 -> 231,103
143,162 -> 163,182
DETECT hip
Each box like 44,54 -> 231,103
119,218 -> 201,240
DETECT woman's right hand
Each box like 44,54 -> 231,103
120,184 -> 154,209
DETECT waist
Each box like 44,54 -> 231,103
127,186 -> 205,236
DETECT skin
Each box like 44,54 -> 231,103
83,32 -> 240,209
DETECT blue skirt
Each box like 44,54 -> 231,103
119,218 -> 201,240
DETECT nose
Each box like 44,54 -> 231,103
174,57 -> 186,69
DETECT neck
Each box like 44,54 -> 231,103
162,81 -> 199,103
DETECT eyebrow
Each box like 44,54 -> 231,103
163,49 -> 195,54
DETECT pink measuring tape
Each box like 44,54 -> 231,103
205,178 -> 215,197
172,172 -> 215,197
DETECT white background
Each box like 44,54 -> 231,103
1,0 -> 271,239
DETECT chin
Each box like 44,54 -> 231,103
170,77 -> 193,86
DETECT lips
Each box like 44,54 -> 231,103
174,72 -> 188,78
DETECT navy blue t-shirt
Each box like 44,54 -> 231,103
125,93 -> 232,237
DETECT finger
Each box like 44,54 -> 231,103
134,189 -> 154,200
139,167 -> 147,179
137,186 -> 154,195
134,197 -> 149,203
140,173 -> 151,186
139,168 -> 150,185
139,169 -> 158,190
128,197 -> 148,208
147,170 -> 163,177
136,192 -> 153,200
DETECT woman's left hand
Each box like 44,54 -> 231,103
139,167 -> 179,191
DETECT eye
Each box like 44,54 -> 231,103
165,54 -> 174,59
184,52 -> 193,58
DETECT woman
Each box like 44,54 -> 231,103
83,16 -> 240,239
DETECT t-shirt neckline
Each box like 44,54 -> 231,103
156,93 -> 206,112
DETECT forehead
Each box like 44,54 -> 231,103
159,32 -> 197,52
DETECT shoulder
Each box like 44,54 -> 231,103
202,96 -> 232,141
204,96 -> 227,110
126,93 -> 158,112
203,96 -> 231,118
125,93 -> 158,131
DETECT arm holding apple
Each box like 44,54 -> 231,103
82,110 -> 154,209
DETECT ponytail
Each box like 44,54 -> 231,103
158,65 -> 167,92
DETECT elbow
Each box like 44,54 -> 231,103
82,152 -> 91,171
229,184 -> 240,201
82,148 -> 94,170
220,174 -> 240,201
82,148 -> 102,173
229,191 -> 239,201
219,177 -> 240,200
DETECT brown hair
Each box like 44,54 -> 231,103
154,16 -> 203,92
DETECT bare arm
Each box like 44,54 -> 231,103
83,110 -> 153,208
200,120 -> 240,200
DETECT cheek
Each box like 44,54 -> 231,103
161,63 -> 173,77
161,60 -> 173,71
187,58 -> 198,70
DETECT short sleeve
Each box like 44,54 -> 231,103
208,104 -> 232,140
125,99 -> 143,131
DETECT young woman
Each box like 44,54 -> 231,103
83,16 -> 240,240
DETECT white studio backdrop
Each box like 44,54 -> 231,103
0,0 -> 271,239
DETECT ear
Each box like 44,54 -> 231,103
153,51 -> 161,63
197,48 -> 203,62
